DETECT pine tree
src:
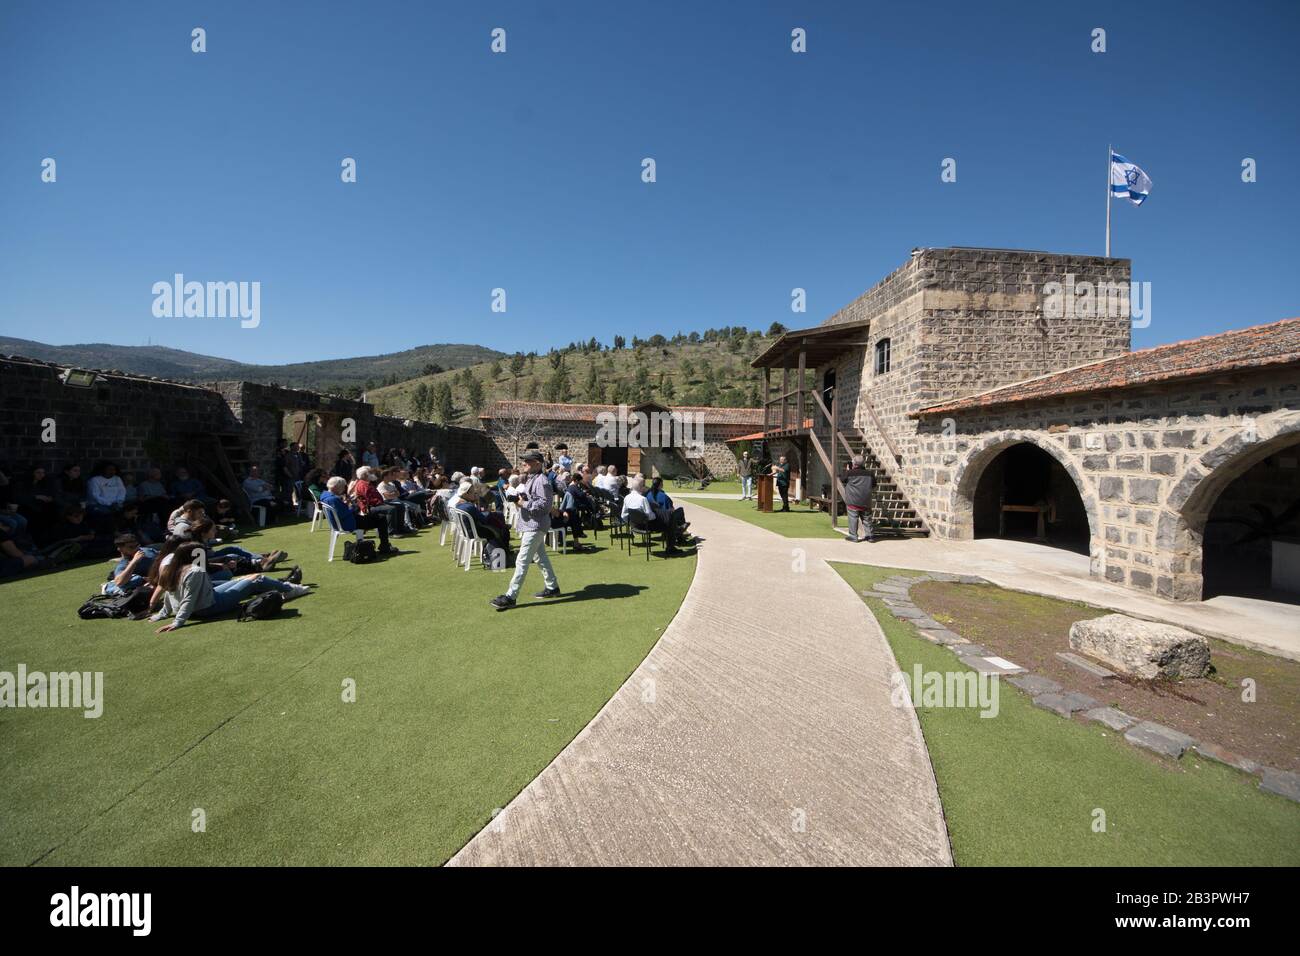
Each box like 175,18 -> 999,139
466,373 -> 485,413
509,353 -> 526,376
433,383 -> 454,423
583,363 -> 601,402
412,382 -> 432,420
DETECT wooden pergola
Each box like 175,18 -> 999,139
749,320 -> 875,520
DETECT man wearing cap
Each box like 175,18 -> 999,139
490,450 -> 560,610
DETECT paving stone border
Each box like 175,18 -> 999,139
864,570 -> 1298,804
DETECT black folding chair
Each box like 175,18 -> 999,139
624,510 -> 662,560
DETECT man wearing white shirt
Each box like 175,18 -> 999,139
621,475 -> 680,552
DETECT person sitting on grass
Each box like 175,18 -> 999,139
169,467 -> 210,506
188,517 -> 288,576
40,503 -> 114,559
320,476 -> 396,555
211,499 -> 239,537
104,533 -> 158,595
167,499 -> 206,538
150,542 -> 310,633
86,461 -> 127,528
621,475 -> 682,553
0,523 -> 43,578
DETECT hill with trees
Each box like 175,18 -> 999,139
366,323 -> 789,422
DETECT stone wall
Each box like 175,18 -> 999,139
806,248 -> 1133,520
912,372 -> 1300,600
0,355 -> 500,487
0,356 -> 235,477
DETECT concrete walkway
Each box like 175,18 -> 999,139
449,504 -> 953,867
794,534 -> 1300,661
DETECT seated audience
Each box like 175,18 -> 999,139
135,467 -> 171,524
0,523 -> 42,578
647,476 -> 691,539
320,476 -> 396,554
59,463 -> 86,507
242,465 -> 281,522
453,481 -> 512,564
621,475 -> 682,553
169,467 -> 211,508
353,466 -> 404,535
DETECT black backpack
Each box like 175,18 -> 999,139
78,589 -> 150,620
350,539 -> 377,564
237,591 -> 284,621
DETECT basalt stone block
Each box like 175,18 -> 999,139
1082,706 -> 1137,731
927,629 -> 966,645
1009,674 -> 1063,696
889,605 -> 927,620
1068,614 -> 1210,680
1191,741 -> 1259,775
1124,721 -> 1194,758
1056,651 -> 1117,680
1033,691 -> 1098,718
1259,768 -> 1300,803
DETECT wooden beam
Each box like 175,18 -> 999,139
781,367 -> 790,430
829,388 -> 839,528
797,349 -> 806,433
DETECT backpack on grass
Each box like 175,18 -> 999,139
237,592 -> 284,621
349,539 -> 377,564
78,588 -> 150,620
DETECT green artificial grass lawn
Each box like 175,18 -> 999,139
832,563 -> 1300,866
688,496 -> 844,539
0,519 -> 696,866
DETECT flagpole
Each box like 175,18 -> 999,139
1105,143 -> 1112,258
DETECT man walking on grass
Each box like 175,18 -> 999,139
491,450 -> 560,610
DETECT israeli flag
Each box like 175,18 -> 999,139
1110,151 -> 1152,205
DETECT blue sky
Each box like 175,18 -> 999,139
1,0 -> 1296,365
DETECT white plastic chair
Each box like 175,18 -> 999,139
323,499 -> 364,561
546,526 -> 568,554
308,491 -> 325,533
452,510 -> 484,571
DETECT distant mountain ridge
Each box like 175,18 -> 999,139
0,337 -> 505,392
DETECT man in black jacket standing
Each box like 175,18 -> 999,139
843,455 -> 875,542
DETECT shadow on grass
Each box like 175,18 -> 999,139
514,582 -> 649,609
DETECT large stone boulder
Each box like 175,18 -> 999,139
1068,614 -> 1211,680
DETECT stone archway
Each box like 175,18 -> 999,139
1155,411 -> 1300,601
949,430 -> 1101,566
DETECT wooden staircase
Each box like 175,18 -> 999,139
183,431 -> 255,522
834,429 -> 928,538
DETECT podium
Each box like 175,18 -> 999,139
756,474 -> 774,512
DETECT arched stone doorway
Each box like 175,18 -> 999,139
1164,413 -> 1300,602
952,432 -> 1098,558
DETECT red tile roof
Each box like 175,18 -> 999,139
914,317 -> 1300,417
480,400 -> 764,427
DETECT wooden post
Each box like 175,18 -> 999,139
781,367 -> 790,430
797,349 -> 806,430
829,388 -> 839,528
763,366 -> 771,433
